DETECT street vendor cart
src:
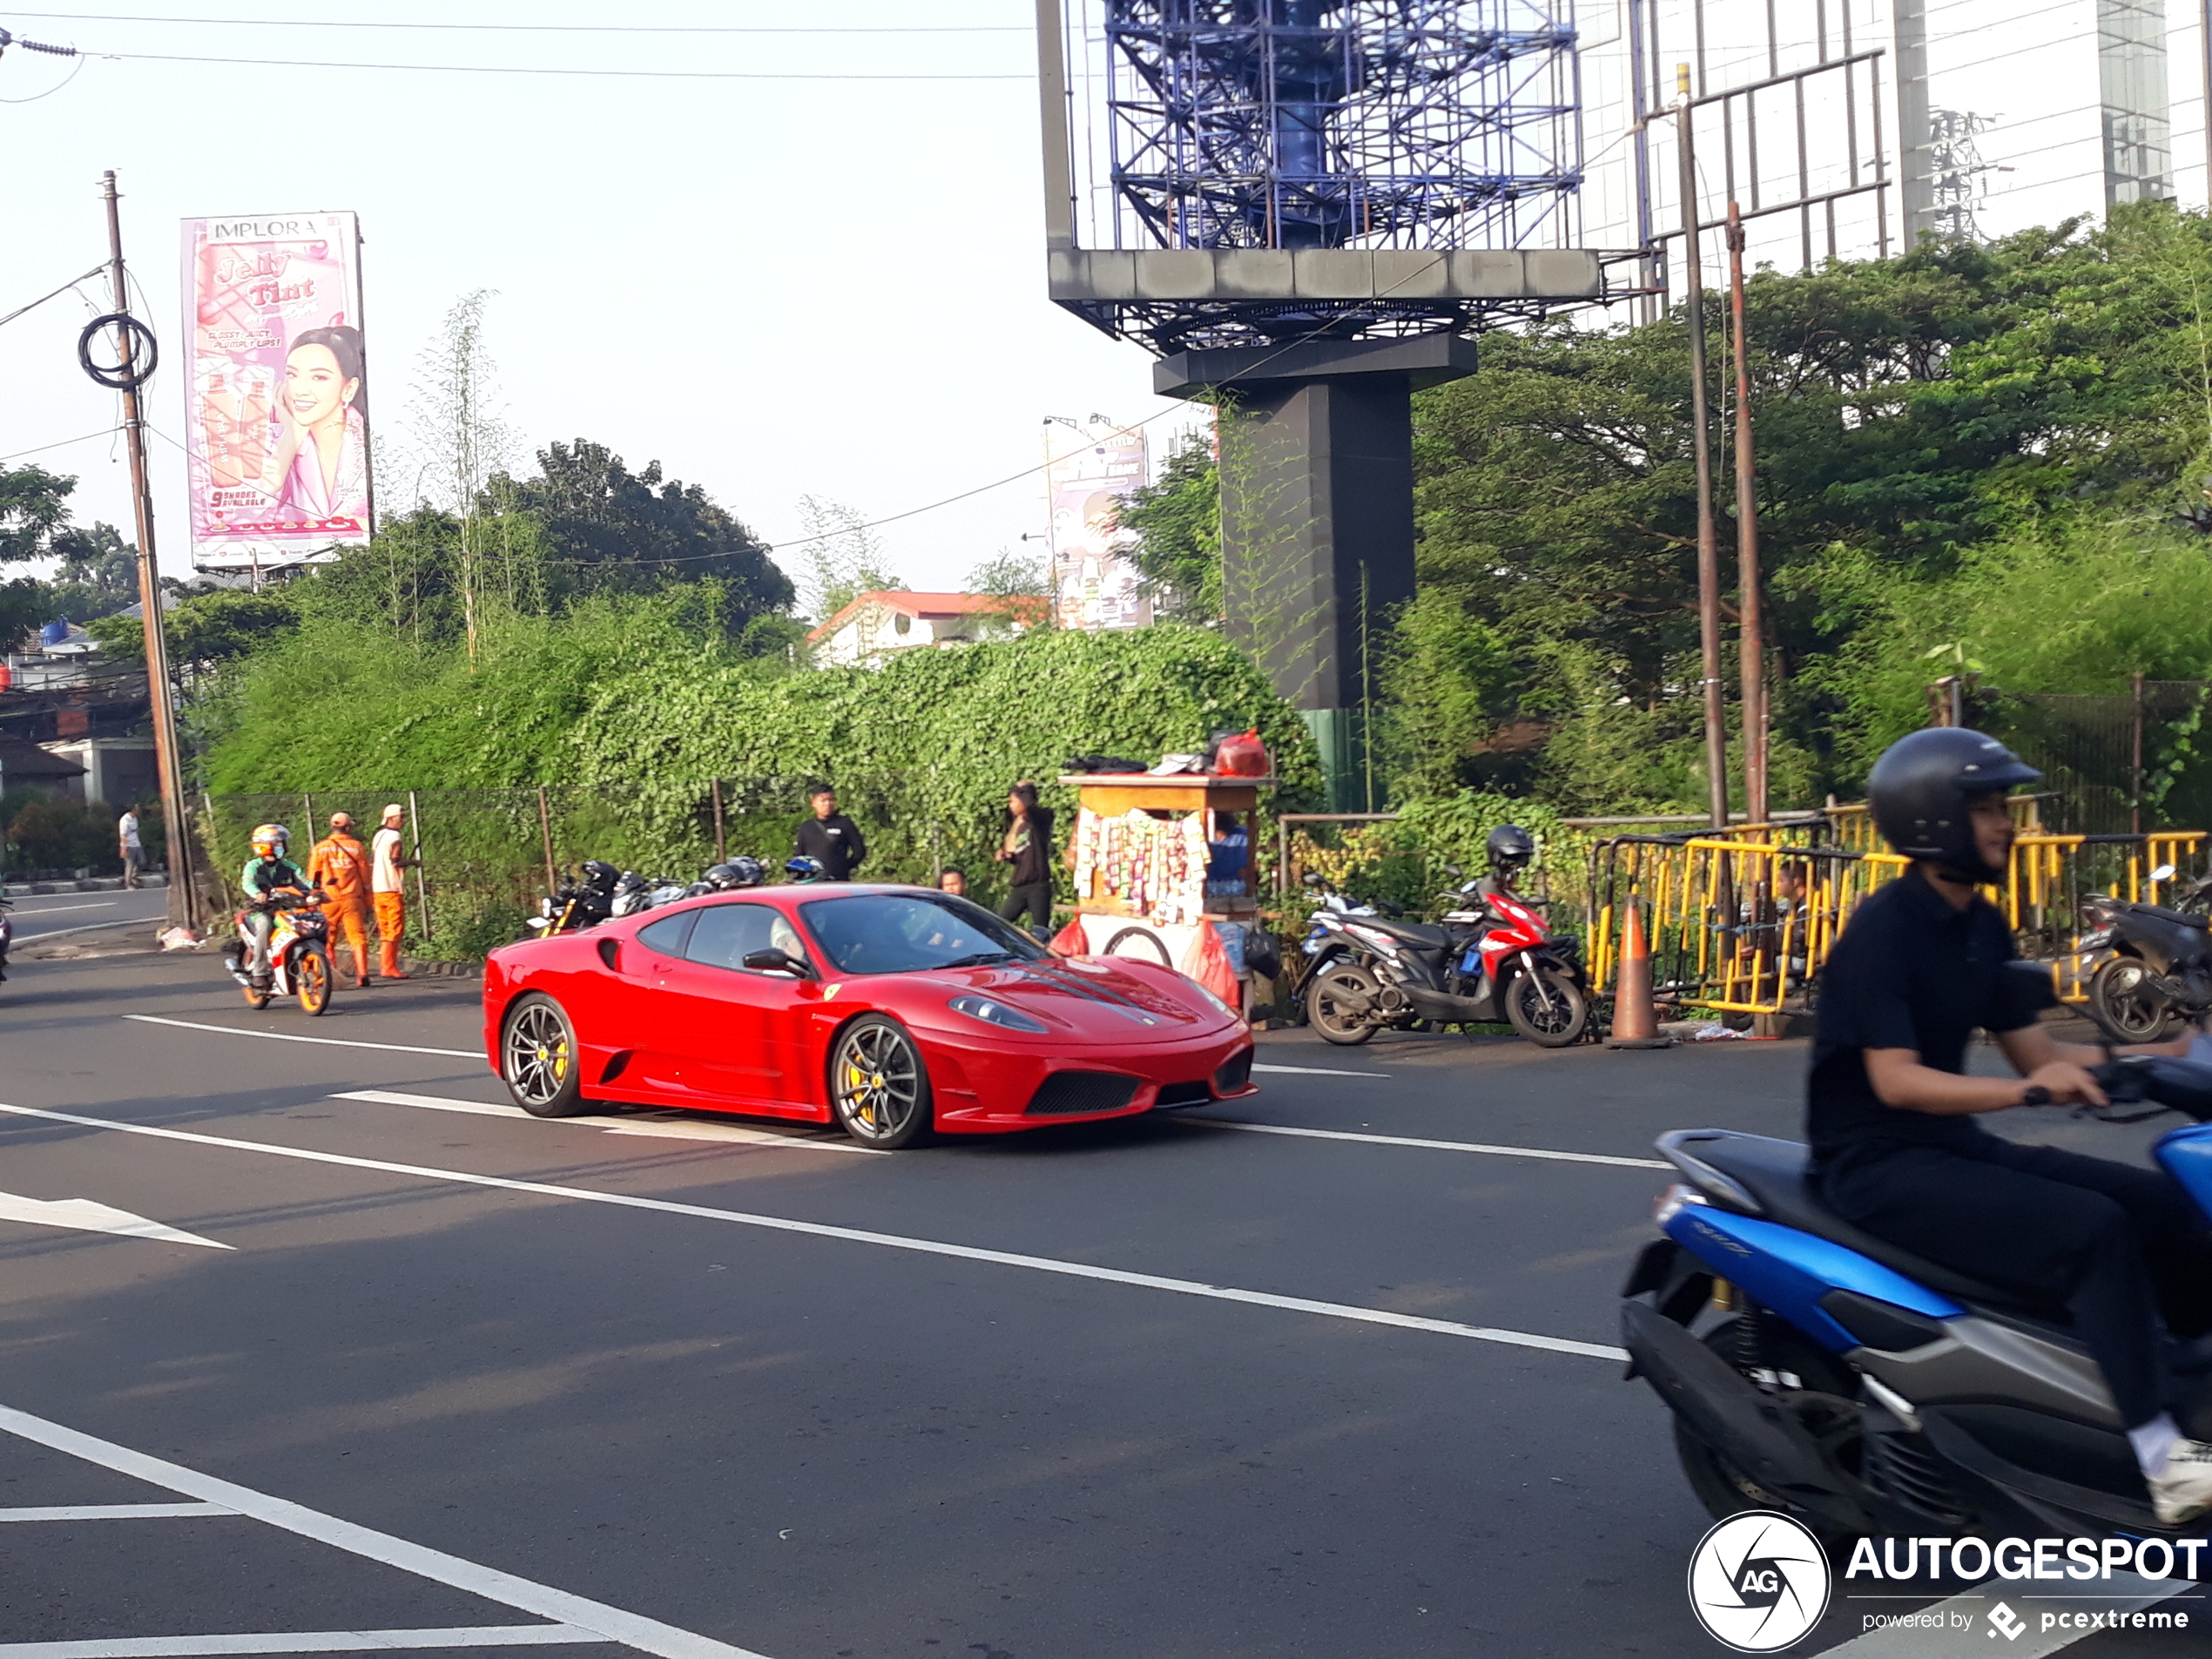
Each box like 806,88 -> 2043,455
1054,772 -> 1275,1008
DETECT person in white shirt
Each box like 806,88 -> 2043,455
370,803 -> 416,981
118,808 -> 143,889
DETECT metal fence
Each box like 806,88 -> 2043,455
1979,681 -> 2212,834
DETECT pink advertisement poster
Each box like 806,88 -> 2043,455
1042,421 -> 1151,631
179,212 -> 371,572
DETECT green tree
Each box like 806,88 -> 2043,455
1117,430 -> 1221,621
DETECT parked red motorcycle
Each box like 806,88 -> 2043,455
1298,867 -> 1590,1048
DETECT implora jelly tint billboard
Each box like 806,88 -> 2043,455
179,212 -> 371,572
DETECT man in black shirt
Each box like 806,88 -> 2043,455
1812,726 -> 2212,1523
794,786 -> 867,881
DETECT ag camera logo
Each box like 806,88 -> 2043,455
1688,1512 -> 1832,1651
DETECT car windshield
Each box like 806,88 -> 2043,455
798,892 -> 1050,977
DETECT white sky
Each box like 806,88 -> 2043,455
0,2 -> 1209,600
2,2 -> 2188,604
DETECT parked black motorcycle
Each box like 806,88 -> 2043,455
1294,869 -> 1589,1048
2080,862 -> 2212,1042
526,860 -> 620,936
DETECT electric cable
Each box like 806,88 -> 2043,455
0,265 -> 104,330
0,49 -> 81,97
0,426 -> 124,464
1,11 -> 1027,32
82,50 -> 1027,79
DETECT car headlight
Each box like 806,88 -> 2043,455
1190,981 -> 1238,1020
948,994 -> 1049,1034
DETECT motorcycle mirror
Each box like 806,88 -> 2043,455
2153,863 -> 2178,883
1301,871 -> 1325,888
1441,863 -> 1463,880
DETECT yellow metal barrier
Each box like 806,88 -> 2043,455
1586,821 -> 2207,1016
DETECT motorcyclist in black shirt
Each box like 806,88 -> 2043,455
1811,727 -> 2212,1523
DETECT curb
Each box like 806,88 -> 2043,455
2,874 -> 170,897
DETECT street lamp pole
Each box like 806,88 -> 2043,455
1677,70 -> 1730,830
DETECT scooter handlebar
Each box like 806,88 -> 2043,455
2089,1055 -> 2212,1123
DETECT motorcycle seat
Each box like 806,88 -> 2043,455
1664,1129 -> 2067,1321
1359,918 -> 1451,949
2114,901 -> 2210,931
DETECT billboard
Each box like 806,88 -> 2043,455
179,212 -> 371,572
1043,420 -> 1150,631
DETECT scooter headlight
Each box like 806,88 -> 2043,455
1654,1183 -> 1707,1225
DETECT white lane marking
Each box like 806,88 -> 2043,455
125,1015 -> 479,1060
0,1502 -> 231,1521
9,901 -> 118,916
20,921 -> 153,945
1820,1573 -> 2196,1656
333,1091 -> 881,1154
1189,1118 -> 1670,1170
0,1103 -> 1626,1363
0,1190 -> 230,1251
0,1402 -> 775,1659
0,1626 -> 603,1657
1251,1062 -> 1389,1077
333,1089 -> 524,1119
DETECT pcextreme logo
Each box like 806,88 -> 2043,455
1687,1511 -> 1832,1652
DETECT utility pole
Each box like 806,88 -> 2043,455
1725,201 -> 1768,826
1677,68 -> 1729,830
99,171 -> 200,933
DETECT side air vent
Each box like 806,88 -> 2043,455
1155,1080 -> 1211,1109
1026,1072 -> 1141,1116
1213,1049 -> 1253,1092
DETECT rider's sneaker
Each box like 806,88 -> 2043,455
2148,1440 -> 2212,1525
248,972 -> 272,990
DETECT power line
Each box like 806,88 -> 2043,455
85,49 -> 1028,80
0,426 -> 123,465
2,10 -> 1028,32
0,265 -> 103,330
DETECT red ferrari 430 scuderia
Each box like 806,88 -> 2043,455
481,884 -> 1257,1148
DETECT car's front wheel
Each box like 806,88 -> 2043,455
501,993 -> 587,1117
830,1015 -> 934,1149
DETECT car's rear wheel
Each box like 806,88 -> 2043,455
501,993 -> 587,1117
830,1015 -> 933,1149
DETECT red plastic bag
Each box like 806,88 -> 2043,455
1213,729 -> 1270,777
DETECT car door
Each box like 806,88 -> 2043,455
603,908 -> 698,1103
659,900 -> 819,1116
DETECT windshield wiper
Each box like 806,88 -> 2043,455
934,950 -> 1022,969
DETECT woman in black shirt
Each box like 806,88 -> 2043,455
995,781 -> 1055,934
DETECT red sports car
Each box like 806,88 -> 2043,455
481,884 -> 1257,1148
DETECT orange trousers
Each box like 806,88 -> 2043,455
327,894 -> 371,985
374,890 -> 407,978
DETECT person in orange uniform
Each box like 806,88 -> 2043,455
307,812 -> 375,988
371,803 -> 416,981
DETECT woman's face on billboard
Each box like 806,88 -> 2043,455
283,344 -> 355,432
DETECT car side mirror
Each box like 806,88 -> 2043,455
743,948 -> 808,975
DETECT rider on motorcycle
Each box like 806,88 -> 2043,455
240,824 -> 312,988
1812,728 -> 2212,1523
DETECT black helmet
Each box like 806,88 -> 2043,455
1868,727 -> 2040,880
700,858 -> 765,892
580,860 -> 619,894
1486,824 -> 1535,873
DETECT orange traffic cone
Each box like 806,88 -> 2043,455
1607,900 -> 1674,1049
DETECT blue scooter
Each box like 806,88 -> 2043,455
1622,1053 -> 2212,1543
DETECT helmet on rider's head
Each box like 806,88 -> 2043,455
1487,824 -> 1535,877
1868,726 -> 2041,883
250,823 -> 289,859
784,855 -> 825,883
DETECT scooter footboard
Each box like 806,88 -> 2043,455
1621,1300 -> 1871,1531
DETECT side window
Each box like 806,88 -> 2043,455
636,911 -> 696,957
685,903 -> 781,972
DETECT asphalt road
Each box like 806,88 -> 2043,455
5,885 -> 171,944
0,944 -> 2197,1657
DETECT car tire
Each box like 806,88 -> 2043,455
829,1015 -> 934,1149
501,992 -> 588,1117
